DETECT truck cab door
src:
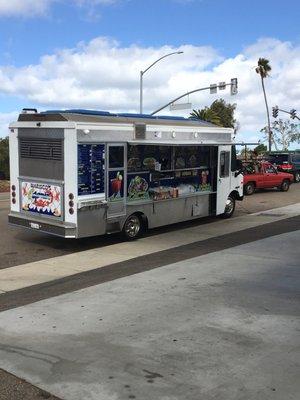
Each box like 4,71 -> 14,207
216,146 -> 231,215
264,164 -> 280,187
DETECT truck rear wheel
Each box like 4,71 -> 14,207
244,182 -> 255,195
122,214 -> 143,240
221,195 -> 235,219
280,179 -> 290,192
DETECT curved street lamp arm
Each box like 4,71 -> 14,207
142,51 -> 183,75
140,50 -> 183,114
151,83 -> 233,116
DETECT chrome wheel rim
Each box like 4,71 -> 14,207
295,173 -> 300,182
125,216 -> 140,238
225,197 -> 234,215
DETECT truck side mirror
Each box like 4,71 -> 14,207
234,159 -> 243,177
236,159 -> 243,170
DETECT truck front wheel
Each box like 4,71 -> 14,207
244,182 -> 255,195
221,195 -> 236,219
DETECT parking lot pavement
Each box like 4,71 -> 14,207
0,229 -> 299,400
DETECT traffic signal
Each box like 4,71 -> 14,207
231,78 -> 238,95
272,106 -> 278,118
290,109 -> 297,119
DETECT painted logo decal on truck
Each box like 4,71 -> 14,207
22,182 -> 62,217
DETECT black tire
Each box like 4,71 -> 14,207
280,179 -> 290,192
221,195 -> 236,219
122,214 -> 143,240
294,171 -> 300,183
244,182 -> 255,195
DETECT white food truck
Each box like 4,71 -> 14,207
8,109 -> 243,239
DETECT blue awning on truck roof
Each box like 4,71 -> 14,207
41,109 -> 211,124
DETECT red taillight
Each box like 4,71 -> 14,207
280,164 -> 293,170
11,185 -> 17,204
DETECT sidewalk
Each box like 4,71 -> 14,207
0,227 -> 299,400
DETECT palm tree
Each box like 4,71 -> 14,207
190,108 -> 221,126
255,58 -> 272,151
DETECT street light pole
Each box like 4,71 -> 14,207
139,51 -> 183,114
139,70 -> 143,115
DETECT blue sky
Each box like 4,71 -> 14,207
1,0 -> 299,66
0,0 -> 300,144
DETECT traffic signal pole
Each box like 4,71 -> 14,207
151,79 -> 237,116
272,106 -> 300,121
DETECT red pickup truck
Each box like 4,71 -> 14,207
243,161 -> 293,195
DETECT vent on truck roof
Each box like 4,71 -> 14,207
20,138 -> 63,161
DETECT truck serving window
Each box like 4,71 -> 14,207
109,146 -> 124,168
220,151 -> 230,177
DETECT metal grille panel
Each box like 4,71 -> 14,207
20,138 -> 63,161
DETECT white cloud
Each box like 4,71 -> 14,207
0,37 -> 299,143
0,0 -> 119,17
0,111 -> 18,138
0,0 -> 53,17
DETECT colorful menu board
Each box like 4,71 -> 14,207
78,144 -> 105,196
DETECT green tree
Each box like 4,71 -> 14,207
261,119 -> 300,150
239,147 -> 252,161
190,99 -> 236,128
190,108 -> 221,126
255,57 -> 272,151
254,143 -> 267,155
0,137 -> 9,179
209,99 -> 236,128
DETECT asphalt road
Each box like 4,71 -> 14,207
1,184 -> 300,270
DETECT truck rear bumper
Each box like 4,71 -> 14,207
8,212 -> 77,238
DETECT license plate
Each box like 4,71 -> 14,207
30,222 -> 40,230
